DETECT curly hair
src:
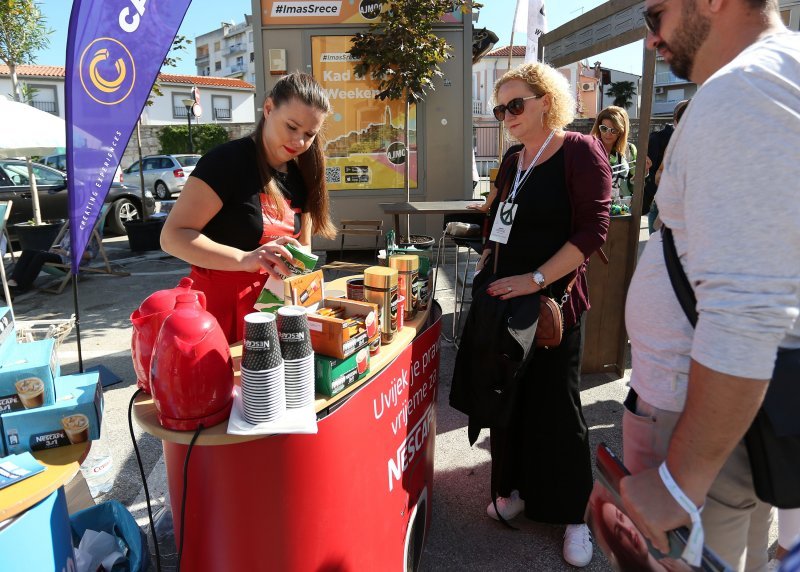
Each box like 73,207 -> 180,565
493,62 -> 575,131
590,106 -> 630,155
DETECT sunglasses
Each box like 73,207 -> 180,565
643,6 -> 663,35
492,95 -> 542,121
598,125 -> 621,136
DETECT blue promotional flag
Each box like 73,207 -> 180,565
65,1 -> 191,269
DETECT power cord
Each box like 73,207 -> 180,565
127,388 -> 162,572
176,424 -> 204,572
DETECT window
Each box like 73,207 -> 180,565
126,161 -> 140,174
28,84 -> 58,115
215,61 -> 222,71
236,56 -> 244,66
31,165 -> 65,185
214,41 -> 220,51
250,52 -> 255,62
212,95 -> 232,121
197,45 -> 209,57
172,93 -> 192,118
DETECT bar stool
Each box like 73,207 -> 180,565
432,213 -> 484,344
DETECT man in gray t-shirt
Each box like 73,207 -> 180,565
620,0 -> 800,569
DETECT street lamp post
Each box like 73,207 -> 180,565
182,97 -> 194,153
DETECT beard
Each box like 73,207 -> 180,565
662,0 -> 711,80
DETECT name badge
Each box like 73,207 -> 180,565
489,201 -> 517,244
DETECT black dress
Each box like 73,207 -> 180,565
488,147 -> 594,525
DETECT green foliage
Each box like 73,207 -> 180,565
0,0 -> 52,101
157,124 -> 229,155
147,35 -> 193,105
348,0 -> 473,103
605,80 -> 637,110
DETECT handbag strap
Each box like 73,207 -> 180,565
661,225 -> 698,328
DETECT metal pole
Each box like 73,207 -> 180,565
186,106 -> 193,154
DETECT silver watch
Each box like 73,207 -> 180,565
531,270 -> 546,289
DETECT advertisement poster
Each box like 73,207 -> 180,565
311,36 -> 417,192
262,0 -> 463,26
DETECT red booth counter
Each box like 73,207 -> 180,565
133,278 -> 442,572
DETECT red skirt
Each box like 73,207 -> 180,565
189,266 -> 267,344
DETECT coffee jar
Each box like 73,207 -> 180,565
388,255 -> 419,320
363,266 -> 399,344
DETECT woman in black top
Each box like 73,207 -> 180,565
161,73 -> 336,343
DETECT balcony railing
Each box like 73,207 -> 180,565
30,100 -> 57,114
228,43 -> 246,55
174,106 -> 190,118
195,53 -> 209,64
226,64 -> 246,76
655,71 -> 690,85
472,99 -> 484,115
213,107 -> 231,120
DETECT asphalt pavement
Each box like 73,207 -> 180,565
3,219 -> 778,571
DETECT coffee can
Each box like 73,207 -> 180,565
346,277 -> 365,301
363,266 -> 399,344
389,255 -> 419,320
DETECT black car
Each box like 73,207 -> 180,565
0,159 -> 156,235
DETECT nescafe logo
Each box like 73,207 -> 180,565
359,0 -> 382,20
387,142 -> 407,165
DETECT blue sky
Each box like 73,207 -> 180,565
33,1 -> 643,75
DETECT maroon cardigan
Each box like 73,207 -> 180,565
488,131 -> 612,327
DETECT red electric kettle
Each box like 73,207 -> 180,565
149,293 -> 233,431
130,277 -> 206,393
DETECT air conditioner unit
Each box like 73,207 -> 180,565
655,86 -> 665,94
580,82 -> 595,92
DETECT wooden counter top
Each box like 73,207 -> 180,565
0,443 -> 88,522
134,276 -> 432,446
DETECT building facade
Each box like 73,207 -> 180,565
194,16 -> 257,85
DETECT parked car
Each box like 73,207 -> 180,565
40,152 -> 124,184
0,159 -> 155,236
124,154 -> 200,200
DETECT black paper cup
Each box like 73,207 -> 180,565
277,306 -> 313,360
242,313 -> 282,371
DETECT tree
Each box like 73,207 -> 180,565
605,80 -> 637,110
0,0 -> 52,101
348,0 -> 474,237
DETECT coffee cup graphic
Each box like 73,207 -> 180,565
365,311 -> 377,339
61,413 -> 90,444
15,377 -> 45,409
356,348 -> 369,375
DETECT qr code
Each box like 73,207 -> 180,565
325,167 -> 341,184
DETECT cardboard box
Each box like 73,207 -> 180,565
308,298 -> 379,359
0,372 -> 103,455
0,338 -> 59,414
315,349 -> 370,397
254,270 -> 325,313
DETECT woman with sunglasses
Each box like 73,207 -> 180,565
450,62 -> 611,568
590,106 -> 637,201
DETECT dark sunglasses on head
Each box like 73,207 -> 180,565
644,6 -> 662,35
598,124 -> 620,136
492,94 -> 542,121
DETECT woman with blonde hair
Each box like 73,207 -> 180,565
591,105 -> 637,199
450,62 -> 611,567
161,72 -> 336,343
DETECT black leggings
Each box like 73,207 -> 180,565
10,250 -> 61,290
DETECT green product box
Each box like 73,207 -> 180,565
285,243 -> 319,274
315,349 -> 370,398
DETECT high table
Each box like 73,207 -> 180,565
134,277 -> 442,571
379,200 -> 482,234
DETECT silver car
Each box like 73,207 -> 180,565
124,154 -> 200,200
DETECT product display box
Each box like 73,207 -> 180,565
0,372 -> 103,455
254,270 -> 325,313
308,298 -> 379,359
315,349 -> 370,397
0,338 -> 59,414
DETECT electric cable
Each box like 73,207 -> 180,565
176,424 -> 204,572
127,388 -> 162,572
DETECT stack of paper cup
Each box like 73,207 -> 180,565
240,312 -> 285,423
277,306 -> 315,409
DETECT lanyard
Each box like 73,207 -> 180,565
508,129 -> 556,203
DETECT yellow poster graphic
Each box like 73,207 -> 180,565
311,36 -> 417,192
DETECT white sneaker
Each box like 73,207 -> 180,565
486,490 -> 525,521
563,523 -> 593,567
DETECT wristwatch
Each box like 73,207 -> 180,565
531,270 -> 546,290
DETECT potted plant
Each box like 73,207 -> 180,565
348,0 -> 474,246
